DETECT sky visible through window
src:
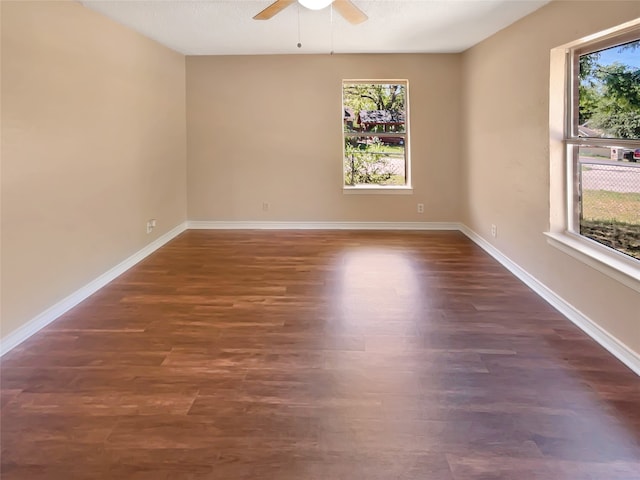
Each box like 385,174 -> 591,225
598,45 -> 640,68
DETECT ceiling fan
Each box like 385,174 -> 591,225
254,0 -> 368,25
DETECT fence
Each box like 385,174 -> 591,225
580,157 -> 640,191
578,157 -> 640,259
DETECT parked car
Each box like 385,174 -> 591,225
624,149 -> 640,162
380,137 -> 404,146
612,147 -> 639,162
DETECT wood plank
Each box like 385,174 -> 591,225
2,230 -> 639,479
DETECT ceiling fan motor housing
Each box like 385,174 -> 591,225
298,0 -> 334,10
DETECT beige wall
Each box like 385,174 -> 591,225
1,1 -> 187,339
462,1 -> 640,355
186,54 -> 462,222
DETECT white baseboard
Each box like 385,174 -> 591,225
458,224 -> 640,377
188,220 -> 461,230
0,222 -> 188,356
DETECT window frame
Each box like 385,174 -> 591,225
342,79 -> 411,192
546,21 -> 640,292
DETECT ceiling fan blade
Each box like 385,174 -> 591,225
253,0 -> 296,20
332,0 -> 367,25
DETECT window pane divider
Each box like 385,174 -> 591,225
566,138 -> 640,147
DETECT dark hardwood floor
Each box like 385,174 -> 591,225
1,230 -> 639,479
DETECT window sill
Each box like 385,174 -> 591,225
544,231 -> 640,293
343,186 -> 413,195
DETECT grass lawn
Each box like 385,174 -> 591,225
380,144 -> 405,154
581,190 -> 640,224
384,174 -> 406,185
579,147 -> 610,159
580,190 -> 640,260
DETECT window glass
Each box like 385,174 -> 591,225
566,32 -> 640,261
578,40 -> 640,140
343,82 -> 409,187
576,146 -> 640,260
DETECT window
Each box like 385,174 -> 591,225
565,29 -> 640,262
342,81 -> 410,189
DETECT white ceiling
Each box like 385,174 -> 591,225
80,0 -> 550,55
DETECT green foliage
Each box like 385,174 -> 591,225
579,83 -> 600,125
343,84 -> 406,133
595,63 -> 640,110
579,51 -> 600,82
588,63 -> 640,138
590,108 -> 640,138
343,84 -> 405,113
579,40 -> 640,139
344,139 -> 394,186
579,52 -> 601,124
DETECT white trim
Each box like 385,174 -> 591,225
343,186 -> 414,195
187,221 -> 460,230
545,231 -> 640,293
0,222 -> 188,356
459,225 -> 640,377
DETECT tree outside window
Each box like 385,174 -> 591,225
342,81 -> 409,187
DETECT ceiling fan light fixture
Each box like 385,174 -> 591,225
298,0 -> 333,10
253,0 -> 367,25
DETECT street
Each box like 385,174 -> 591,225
580,158 -> 640,194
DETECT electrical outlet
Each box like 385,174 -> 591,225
417,203 -> 424,214
491,224 -> 497,238
262,202 -> 270,212
146,219 -> 156,234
